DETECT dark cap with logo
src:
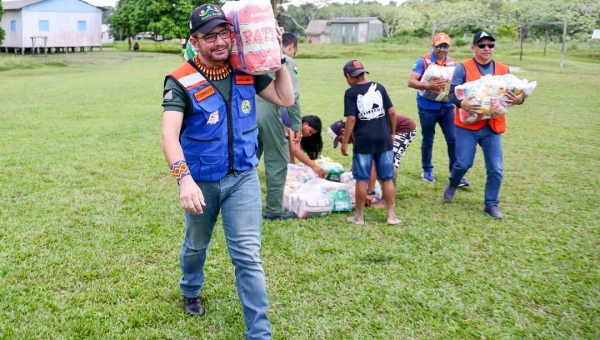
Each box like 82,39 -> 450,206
343,60 -> 370,77
328,120 -> 345,148
473,30 -> 495,44
189,4 -> 230,35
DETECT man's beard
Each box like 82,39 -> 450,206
199,44 -> 232,63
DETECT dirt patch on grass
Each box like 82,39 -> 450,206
509,66 -> 524,73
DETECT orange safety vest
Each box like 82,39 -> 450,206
454,58 -> 510,133
421,53 -> 456,74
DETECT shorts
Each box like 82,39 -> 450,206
392,129 -> 417,168
352,150 -> 395,182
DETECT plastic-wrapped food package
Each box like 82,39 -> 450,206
419,65 -> 455,102
222,0 -> 281,75
455,74 -> 537,123
301,178 -> 353,212
290,185 -> 333,219
314,156 -> 334,164
283,180 -> 303,212
340,172 -> 354,185
184,40 -> 196,61
318,161 -> 344,182
287,163 -> 318,183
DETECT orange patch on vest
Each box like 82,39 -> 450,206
193,85 -> 216,102
235,75 -> 254,85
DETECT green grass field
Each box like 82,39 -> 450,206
1,42 -> 599,339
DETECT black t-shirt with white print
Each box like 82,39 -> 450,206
343,81 -> 393,154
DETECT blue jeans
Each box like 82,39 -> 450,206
352,150 -> 395,182
418,106 -> 456,172
180,168 -> 271,340
449,125 -> 503,206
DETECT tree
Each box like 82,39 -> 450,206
101,6 -> 115,24
0,1 -> 5,46
278,3 -> 319,34
110,0 -> 203,40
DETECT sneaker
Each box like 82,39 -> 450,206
484,205 -> 504,219
264,210 -> 297,221
422,170 -> 435,182
443,184 -> 457,202
183,297 -> 205,316
459,178 -> 470,187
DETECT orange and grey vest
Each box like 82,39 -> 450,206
166,61 -> 259,181
454,58 -> 510,133
421,53 -> 456,73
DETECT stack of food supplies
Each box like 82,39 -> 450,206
455,74 -> 537,124
314,156 -> 344,182
222,0 -> 282,75
289,178 -> 354,218
283,159 -> 354,218
419,64 -> 455,102
283,164 -> 316,212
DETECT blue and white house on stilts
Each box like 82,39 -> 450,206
0,0 -> 103,55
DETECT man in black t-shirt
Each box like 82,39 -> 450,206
340,60 -> 401,226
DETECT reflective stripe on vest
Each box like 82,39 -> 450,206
167,61 -> 259,181
454,59 -> 510,133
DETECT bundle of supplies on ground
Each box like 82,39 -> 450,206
289,184 -> 333,218
419,65 -> 455,102
302,178 -> 353,212
222,0 -> 281,75
455,74 -> 537,124
286,163 -> 318,183
289,178 -> 355,218
283,180 -> 303,212
314,156 -> 344,182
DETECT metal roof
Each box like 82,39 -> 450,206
329,17 -> 382,24
305,20 -> 330,35
2,0 -> 45,10
2,0 -> 103,10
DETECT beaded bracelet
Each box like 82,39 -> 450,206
170,160 -> 191,184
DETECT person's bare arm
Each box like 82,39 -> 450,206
289,137 -> 326,178
161,111 -> 205,214
388,108 -> 397,136
341,116 -> 356,157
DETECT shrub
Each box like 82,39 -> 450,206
453,37 -> 467,47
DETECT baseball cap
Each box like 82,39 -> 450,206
189,4 -> 230,35
433,32 -> 451,46
473,30 -> 496,44
343,60 -> 369,77
328,120 -> 345,148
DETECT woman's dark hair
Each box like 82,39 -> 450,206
300,115 -> 323,160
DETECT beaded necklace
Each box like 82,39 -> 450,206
193,55 -> 232,81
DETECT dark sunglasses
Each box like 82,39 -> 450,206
476,43 -> 495,49
435,44 -> 450,50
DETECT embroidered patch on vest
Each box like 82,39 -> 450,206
207,110 -> 219,125
241,100 -> 251,114
193,85 -> 216,102
235,75 -> 254,85
294,64 -> 298,74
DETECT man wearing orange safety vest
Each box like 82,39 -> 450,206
408,33 -> 469,186
444,30 -> 525,219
